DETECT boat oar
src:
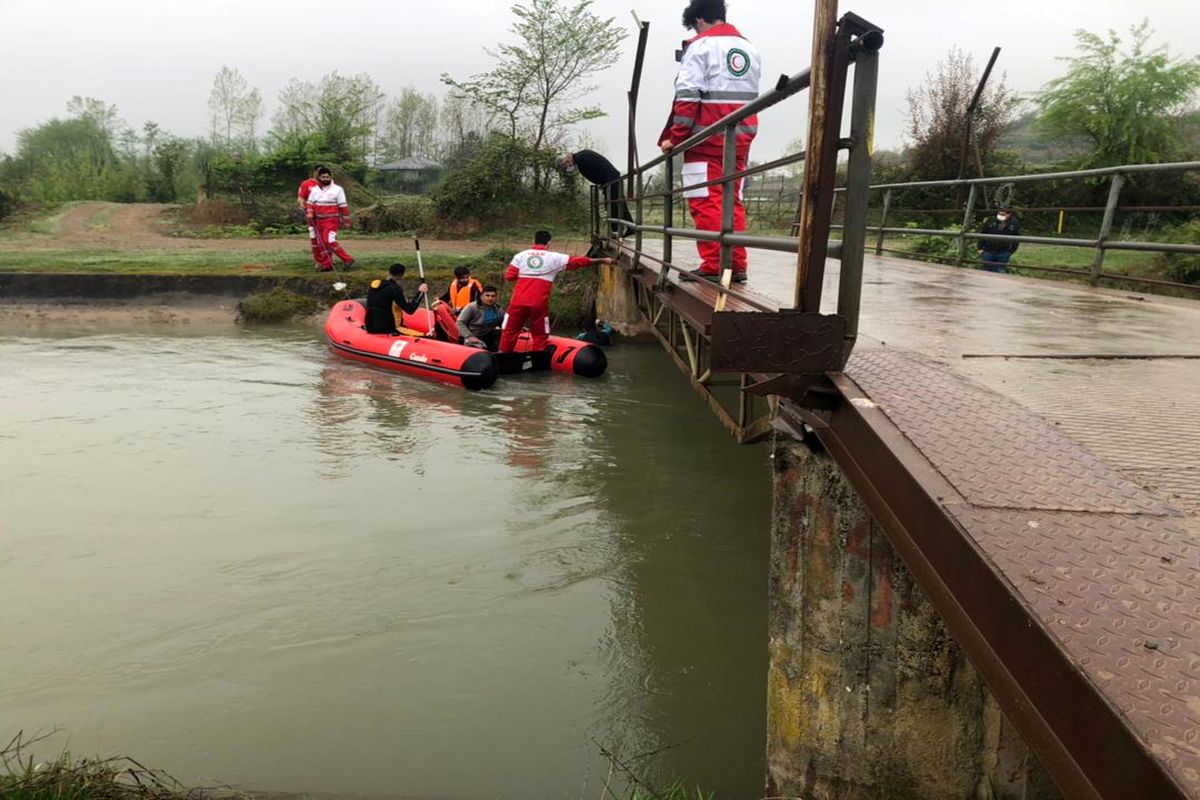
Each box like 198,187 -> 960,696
413,238 -> 435,337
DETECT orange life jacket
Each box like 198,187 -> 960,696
446,278 -> 483,310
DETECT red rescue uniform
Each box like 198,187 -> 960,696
305,181 -> 353,271
500,245 -> 592,352
298,178 -> 321,267
660,23 -> 761,276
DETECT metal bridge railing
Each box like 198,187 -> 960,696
590,9 -> 884,362
832,161 -> 1200,292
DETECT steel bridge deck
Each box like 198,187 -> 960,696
621,245 -> 1200,798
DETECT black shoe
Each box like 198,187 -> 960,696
732,272 -> 747,283
678,268 -> 720,283
343,259 -> 356,270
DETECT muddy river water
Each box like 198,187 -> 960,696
0,320 -> 770,798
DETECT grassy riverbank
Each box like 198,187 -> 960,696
0,739 -> 710,800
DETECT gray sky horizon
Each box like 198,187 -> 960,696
4,0 -> 1198,165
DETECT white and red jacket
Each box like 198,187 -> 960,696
504,245 -> 591,308
660,23 -> 762,160
305,181 -> 350,221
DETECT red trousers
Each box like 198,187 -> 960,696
312,218 -> 352,270
499,304 -> 550,352
307,225 -> 323,267
683,155 -> 747,275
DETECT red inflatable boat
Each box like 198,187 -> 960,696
324,302 -> 607,389
399,308 -> 607,379
324,301 -> 499,390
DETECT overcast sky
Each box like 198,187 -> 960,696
3,0 -> 1197,163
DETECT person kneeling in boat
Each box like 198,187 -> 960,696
364,263 -> 429,335
456,285 -> 505,351
499,230 -> 614,353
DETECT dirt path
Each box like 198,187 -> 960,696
5,202 -> 578,255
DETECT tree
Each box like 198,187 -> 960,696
1035,22 -> 1200,167
207,66 -> 264,153
380,89 -> 440,161
441,0 -> 626,155
904,48 -> 1017,181
269,72 -> 384,164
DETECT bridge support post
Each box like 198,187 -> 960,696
596,261 -> 649,337
766,433 -> 1058,800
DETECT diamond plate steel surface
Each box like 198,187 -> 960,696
950,506 -> 1200,793
836,347 -> 1200,795
846,349 -> 1174,515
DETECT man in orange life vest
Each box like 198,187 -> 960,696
297,165 -> 324,269
305,167 -> 355,272
659,0 -> 761,284
499,230 -> 614,353
431,265 -> 484,340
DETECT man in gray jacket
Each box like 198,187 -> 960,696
456,285 -> 505,351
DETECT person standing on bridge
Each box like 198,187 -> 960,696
556,150 -> 634,237
499,230 -> 614,353
977,205 -> 1021,273
659,0 -> 761,284
297,165 -> 325,269
305,167 -> 355,273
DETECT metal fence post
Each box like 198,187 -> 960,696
1090,173 -> 1125,285
837,44 -> 878,363
720,124 -> 738,275
633,171 -> 644,270
589,185 -> 599,241
957,183 -> 977,267
875,188 -> 891,255
659,155 -> 675,289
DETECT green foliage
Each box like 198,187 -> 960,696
1035,22 -> 1200,167
0,186 -> 16,221
441,0 -> 626,153
432,133 -> 584,228
356,196 -> 434,233
904,47 -> 1019,180
1155,219 -> 1200,284
236,288 -> 322,323
905,224 -> 959,263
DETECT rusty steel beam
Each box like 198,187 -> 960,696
776,375 -> 1190,800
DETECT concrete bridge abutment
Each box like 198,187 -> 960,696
595,261 -> 649,337
766,433 -> 1060,800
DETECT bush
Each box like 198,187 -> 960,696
0,187 -> 15,221
904,224 -> 959,263
237,288 -> 321,323
1155,219 -> 1200,284
356,195 -> 434,233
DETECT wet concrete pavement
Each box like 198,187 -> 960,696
648,242 -> 1200,516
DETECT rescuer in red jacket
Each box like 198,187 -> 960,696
297,164 -> 324,269
659,0 -> 761,284
499,230 -> 614,353
304,167 -> 355,272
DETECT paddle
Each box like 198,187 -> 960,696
413,238 -> 436,336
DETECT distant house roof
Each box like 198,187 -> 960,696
378,156 -> 443,172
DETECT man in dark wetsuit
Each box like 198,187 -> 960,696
556,150 -> 634,236
364,263 -> 429,334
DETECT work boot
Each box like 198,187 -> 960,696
678,268 -> 720,283
732,272 -> 747,283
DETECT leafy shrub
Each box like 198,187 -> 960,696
1155,219 -> 1200,284
0,187 -> 15,221
237,288 -> 321,323
356,195 -> 434,233
904,223 -> 959,263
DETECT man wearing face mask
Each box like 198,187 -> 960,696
555,150 -> 634,237
305,166 -> 355,272
977,205 -> 1021,273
